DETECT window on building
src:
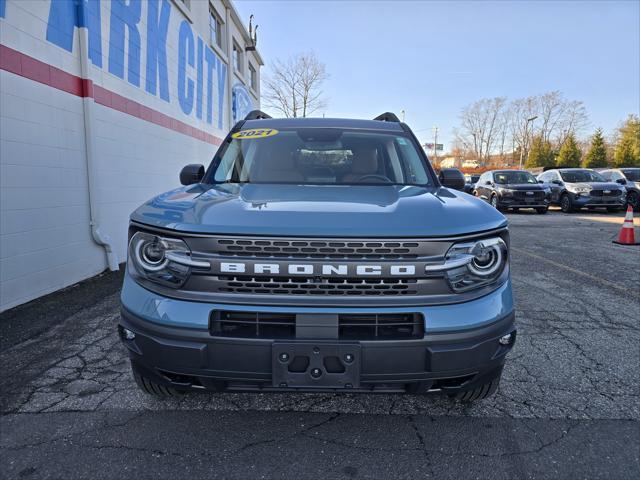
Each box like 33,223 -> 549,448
249,63 -> 257,91
233,41 -> 243,73
209,8 -> 224,50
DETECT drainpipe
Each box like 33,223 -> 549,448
225,3 -> 233,130
77,22 -> 119,271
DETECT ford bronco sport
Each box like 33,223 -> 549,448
120,111 -> 516,402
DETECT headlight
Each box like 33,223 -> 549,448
128,231 -> 208,288
425,237 -> 508,293
543,187 -> 551,194
571,186 -> 591,194
497,187 -> 514,196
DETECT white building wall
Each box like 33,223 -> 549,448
0,0 -> 262,311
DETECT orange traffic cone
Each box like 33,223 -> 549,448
613,205 -> 639,245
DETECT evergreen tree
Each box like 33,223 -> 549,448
583,128 -> 608,168
525,135 -> 554,168
613,115 -> 640,167
556,133 -> 581,167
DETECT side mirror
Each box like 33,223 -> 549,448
551,179 -> 562,185
537,180 -> 544,184
439,168 -> 465,191
180,164 -> 205,185
485,180 -> 492,185
616,178 -> 627,185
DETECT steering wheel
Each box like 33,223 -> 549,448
357,174 -> 392,183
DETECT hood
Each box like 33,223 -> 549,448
131,184 -> 507,237
498,183 -> 546,191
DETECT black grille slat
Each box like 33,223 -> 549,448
212,238 -> 424,259
217,275 -> 419,296
513,191 -> 545,199
210,311 -> 424,340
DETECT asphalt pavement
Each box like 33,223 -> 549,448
1,209 -> 639,479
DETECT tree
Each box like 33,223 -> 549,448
456,97 -> 507,163
525,135 -> 554,168
583,128 -> 608,168
262,52 -> 328,118
613,115 -> 640,167
556,133 -> 582,167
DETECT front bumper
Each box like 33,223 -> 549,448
120,275 -> 516,394
497,196 -> 549,209
571,193 -> 625,208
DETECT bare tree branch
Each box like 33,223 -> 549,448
262,52 -> 329,118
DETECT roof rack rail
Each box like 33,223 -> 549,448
373,112 -> 400,122
245,110 -> 272,120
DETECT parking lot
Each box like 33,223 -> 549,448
1,209 -> 639,479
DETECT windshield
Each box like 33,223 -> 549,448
494,171 -> 537,185
205,128 -> 432,186
559,170 -> 605,183
621,169 -> 640,181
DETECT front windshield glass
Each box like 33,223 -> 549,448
621,169 -> 640,181
205,128 -> 432,186
560,170 -> 605,183
494,171 -> 537,185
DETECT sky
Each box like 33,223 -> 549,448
233,0 -> 640,151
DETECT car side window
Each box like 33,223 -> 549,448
601,171 -> 612,180
611,172 -> 622,181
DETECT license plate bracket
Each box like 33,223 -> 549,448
272,342 -> 361,389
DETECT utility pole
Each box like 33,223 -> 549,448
519,116 -> 538,169
432,126 -> 439,163
400,110 -> 405,122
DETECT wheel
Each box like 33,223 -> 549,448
607,206 -> 622,213
490,195 -> 499,209
133,368 -> 183,398
454,377 -> 500,402
536,207 -> 548,214
560,193 -> 574,213
627,191 -> 639,212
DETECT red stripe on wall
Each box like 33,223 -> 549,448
0,44 -> 223,146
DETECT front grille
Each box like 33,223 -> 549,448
338,313 -> 424,340
211,311 -> 296,338
210,311 -> 424,340
513,190 -> 545,199
218,275 -> 420,296
213,238 -> 422,259
590,189 -> 621,197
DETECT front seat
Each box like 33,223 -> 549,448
250,142 -> 304,183
342,148 -> 381,183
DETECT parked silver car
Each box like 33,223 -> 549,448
537,168 -> 626,213
600,168 -> 640,211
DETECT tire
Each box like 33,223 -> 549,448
454,377 -> 500,402
490,195 -> 499,209
133,369 -> 183,398
536,207 -> 548,214
627,191 -> 639,212
560,193 -> 574,213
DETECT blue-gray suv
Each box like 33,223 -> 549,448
119,112 -> 516,402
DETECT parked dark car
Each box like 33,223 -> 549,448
600,168 -> 640,211
463,174 -> 481,194
537,168 -> 626,213
474,170 -> 550,214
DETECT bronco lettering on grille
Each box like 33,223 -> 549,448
219,262 -> 417,277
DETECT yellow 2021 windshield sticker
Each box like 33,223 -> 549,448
231,128 -> 279,139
